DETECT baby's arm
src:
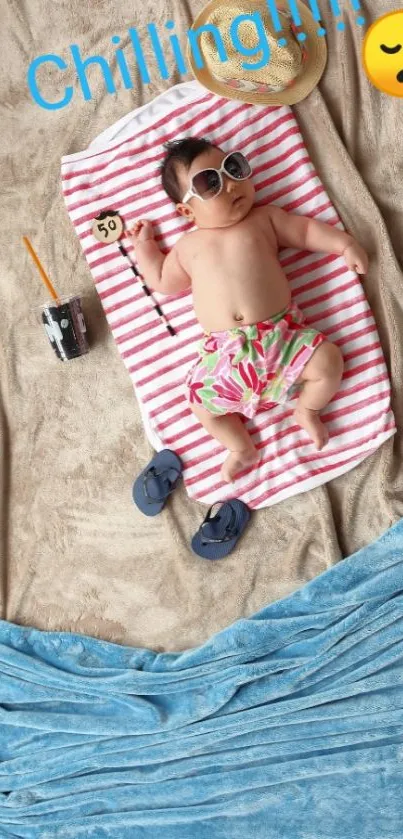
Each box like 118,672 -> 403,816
268,205 -> 368,274
127,220 -> 191,294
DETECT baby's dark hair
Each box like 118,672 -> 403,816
160,137 -> 220,204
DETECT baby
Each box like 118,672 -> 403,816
128,138 -> 368,483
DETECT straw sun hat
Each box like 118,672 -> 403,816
187,0 -> 327,105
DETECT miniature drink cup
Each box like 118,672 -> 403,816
40,295 -> 89,361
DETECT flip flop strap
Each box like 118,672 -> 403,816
200,503 -> 238,544
143,466 -> 181,504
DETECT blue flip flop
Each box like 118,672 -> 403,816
191,499 -> 251,560
132,449 -> 183,516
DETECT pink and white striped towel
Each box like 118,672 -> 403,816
61,80 -> 395,510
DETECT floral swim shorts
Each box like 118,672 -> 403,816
186,303 -> 326,419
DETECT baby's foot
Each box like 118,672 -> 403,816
294,406 -> 329,450
221,447 -> 259,483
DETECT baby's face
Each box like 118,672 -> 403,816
176,147 -> 255,229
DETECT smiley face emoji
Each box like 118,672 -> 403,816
363,11 -> 403,97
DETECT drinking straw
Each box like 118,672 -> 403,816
117,240 -> 176,337
22,236 -> 60,302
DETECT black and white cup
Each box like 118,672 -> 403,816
40,295 -> 89,361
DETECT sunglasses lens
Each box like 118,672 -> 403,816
224,152 -> 252,179
192,169 -> 221,199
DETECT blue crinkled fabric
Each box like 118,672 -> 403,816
1,519 -> 403,838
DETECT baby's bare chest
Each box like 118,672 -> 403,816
185,221 -> 277,275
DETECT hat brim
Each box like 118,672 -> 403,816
187,0 -> 327,106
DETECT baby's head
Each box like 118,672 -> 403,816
161,137 -> 255,229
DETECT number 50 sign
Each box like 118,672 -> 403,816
92,210 -> 124,243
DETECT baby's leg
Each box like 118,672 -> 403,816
294,342 -> 344,450
190,403 -> 259,483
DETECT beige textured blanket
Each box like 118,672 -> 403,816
1,0 -> 403,651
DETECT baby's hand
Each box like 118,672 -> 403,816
127,219 -> 155,244
343,241 -> 368,274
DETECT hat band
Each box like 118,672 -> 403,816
213,37 -> 308,95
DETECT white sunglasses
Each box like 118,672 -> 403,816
182,151 -> 253,203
